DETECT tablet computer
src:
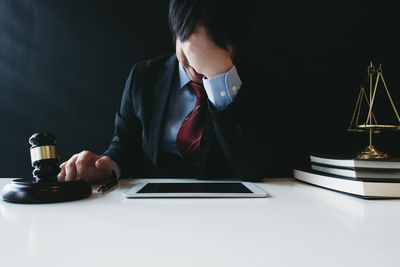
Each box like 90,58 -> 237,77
123,179 -> 268,198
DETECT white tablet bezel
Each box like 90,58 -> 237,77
123,179 -> 268,198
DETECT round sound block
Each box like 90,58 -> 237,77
1,178 -> 92,204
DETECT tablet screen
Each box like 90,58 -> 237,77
137,182 -> 252,193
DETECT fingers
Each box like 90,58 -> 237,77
58,151 -> 94,182
57,151 -> 110,184
58,162 -> 67,181
64,154 -> 79,181
74,150 -> 92,176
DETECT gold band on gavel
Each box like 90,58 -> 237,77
30,145 -> 59,163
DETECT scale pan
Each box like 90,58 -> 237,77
356,124 -> 400,131
348,128 -> 380,134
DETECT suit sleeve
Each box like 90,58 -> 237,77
207,63 -> 293,179
102,65 -> 144,178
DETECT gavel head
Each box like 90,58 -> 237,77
29,132 -> 60,181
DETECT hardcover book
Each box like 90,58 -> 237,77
311,164 -> 400,180
310,154 -> 400,169
293,169 -> 400,199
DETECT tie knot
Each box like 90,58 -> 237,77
189,81 -> 206,102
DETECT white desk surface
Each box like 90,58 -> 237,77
1,178 -> 400,267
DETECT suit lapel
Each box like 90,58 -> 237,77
149,54 -> 178,165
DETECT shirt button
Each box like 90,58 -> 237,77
232,86 -> 237,92
220,91 -> 226,97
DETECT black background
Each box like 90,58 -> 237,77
1,0 -> 399,178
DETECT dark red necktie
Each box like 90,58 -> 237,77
176,81 -> 206,168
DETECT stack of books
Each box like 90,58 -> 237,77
293,154 -> 400,198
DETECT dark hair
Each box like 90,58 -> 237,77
168,0 -> 253,56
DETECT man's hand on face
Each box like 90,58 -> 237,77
57,150 -> 115,184
179,25 -> 234,78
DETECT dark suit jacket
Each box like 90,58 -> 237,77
103,54 -> 293,180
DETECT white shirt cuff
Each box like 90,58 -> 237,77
202,66 -> 242,110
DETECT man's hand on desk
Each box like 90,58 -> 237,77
57,150 -> 114,184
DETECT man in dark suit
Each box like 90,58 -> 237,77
58,0 -> 291,183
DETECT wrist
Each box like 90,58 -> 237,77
203,58 -> 233,78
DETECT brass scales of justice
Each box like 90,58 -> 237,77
348,62 -> 400,159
